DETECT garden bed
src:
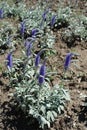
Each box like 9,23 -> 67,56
0,0 -> 87,130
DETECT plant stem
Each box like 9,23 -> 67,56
37,85 -> 41,111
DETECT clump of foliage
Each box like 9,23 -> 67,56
0,21 -> 16,53
14,77 -> 70,129
55,7 -> 71,29
62,13 -> 87,45
0,1 -> 28,19
0,1 -> 54,21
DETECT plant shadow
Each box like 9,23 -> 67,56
0,99 -> 42,130
78,100 -> 87,127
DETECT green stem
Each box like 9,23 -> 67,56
60,69 -> 66,87
37,84 -> 41,111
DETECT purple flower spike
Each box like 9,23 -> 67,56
42,9 -> 49,21
64,53 -> 73,70
38,62 -> 46,84
7,52 -> 13,69
25,40 -> 30,48
0,9 -> 3,19
20,21 -> 25,37
31,29 -> 39,37
24,37 -> 35,48
50,15 -> 56,27
35,55 -> 40,67
35,50 -> 44,67
26,42 -> 32,57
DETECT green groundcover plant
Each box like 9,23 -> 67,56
0,21 -> 16,49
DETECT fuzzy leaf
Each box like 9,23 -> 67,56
29,109 -> 34,115
39,116 -> 50,129
40,105 -> 46,115
47,111 -> 55,122
52,111 -> 57,118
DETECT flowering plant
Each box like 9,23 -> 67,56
6,46 -> 70,129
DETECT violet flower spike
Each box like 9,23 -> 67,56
20,21 -> 25,37
38,62 -> 46,84
50,15 -> 56,27
42,9 -> 49,21
31,29 -> 39,37
40,9 -> 49,28
64,53 -> 73,71
35,54 -> 40,67
7,52 -> 13,69
25,40 -> 30,48
35,50 -> 44,67
0,9 -> 3,19
26,42 -> 32,57
24,37 -> 35,48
